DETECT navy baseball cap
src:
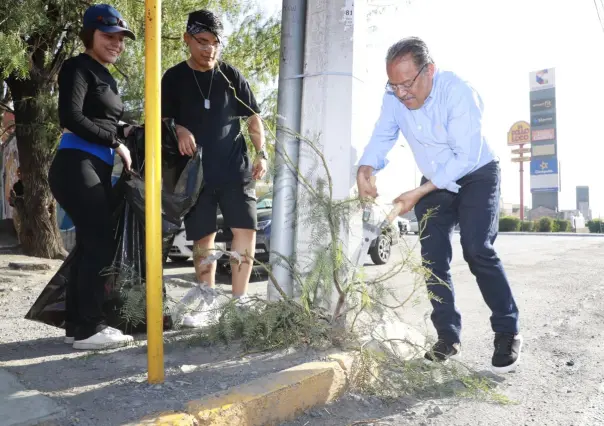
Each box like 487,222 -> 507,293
83,4 -> 136,40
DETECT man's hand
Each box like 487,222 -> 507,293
357,165 -> 378,201
393,190 -> 422,216
175,124 -> 197,156
123,125 -> 136,138
252,157 -> 267,180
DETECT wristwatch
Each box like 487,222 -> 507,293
256,149 -> 268,160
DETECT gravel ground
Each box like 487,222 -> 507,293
0,250 -> 321,426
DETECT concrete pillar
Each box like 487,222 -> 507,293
293,0 -> 369,314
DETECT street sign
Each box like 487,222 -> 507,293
512,157 -> 531,163
507,121 -> 531,146
512,148 -> 531,154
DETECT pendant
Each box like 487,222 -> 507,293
204,99 -> 210,110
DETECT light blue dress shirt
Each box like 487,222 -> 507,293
359,69 -> 496,193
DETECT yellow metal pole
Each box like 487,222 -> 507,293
144,0 -> 164,384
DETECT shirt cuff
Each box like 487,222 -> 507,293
358,153 -> 389,174
431,171 -> 461,193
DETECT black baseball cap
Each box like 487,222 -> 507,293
186,10 -> 224,43
83,4 -> 136,40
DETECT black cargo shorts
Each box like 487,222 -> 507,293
184,180 -> 257,241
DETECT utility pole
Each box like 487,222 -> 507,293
268,0 -> 307,300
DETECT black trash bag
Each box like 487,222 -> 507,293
25,119 -> 204,333
103,121 -> 203,333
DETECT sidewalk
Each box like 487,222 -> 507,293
0,369 -> 64,426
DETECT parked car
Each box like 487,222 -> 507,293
409,218 -> 419,234
167,192 -> 399,267
394,217 -> 410,236
167,193 -> 272,265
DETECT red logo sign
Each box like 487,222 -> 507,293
531,128 -> 555,142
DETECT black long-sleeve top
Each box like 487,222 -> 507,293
58,53 -> 125,148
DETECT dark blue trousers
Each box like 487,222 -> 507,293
414,161 -> 519,344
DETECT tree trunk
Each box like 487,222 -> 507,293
7,78 -> 66,259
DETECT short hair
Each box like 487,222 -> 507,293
79,27 -> 96,49
386,37 -> 433,69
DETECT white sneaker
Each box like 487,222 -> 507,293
72,327 -> 134,350
181,286 -> 221,328
66,326 -> 124,344
234,295 -> 253,312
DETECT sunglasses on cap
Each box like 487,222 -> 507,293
96,15 -> 130,30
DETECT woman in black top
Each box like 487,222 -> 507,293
48,4 -> 136,350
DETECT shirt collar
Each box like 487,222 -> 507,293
422,67 -> 440,109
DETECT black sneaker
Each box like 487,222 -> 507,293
491,332 -> 523,373
424,340 -> 461,363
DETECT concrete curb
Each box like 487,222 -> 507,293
136,412 -> 198,426
134,353 -> 355,426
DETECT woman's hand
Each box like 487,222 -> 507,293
116,143 -> 132,172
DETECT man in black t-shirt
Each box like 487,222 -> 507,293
162,9 -> 268,327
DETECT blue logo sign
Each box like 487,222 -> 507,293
531,113 -> 556,127
530,156 -> 558,176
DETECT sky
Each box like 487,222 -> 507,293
258,0 -> 604,217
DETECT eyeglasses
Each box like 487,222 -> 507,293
386,63 -> 427,93
191,35 -> 222,51
96,15 -> 130,30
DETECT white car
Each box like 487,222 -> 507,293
393,217 -> 410,235
409,219 -> 419,234
167,196 -> 273,263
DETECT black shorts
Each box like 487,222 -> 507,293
184,181 -> 257,241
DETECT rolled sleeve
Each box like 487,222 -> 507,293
358,93 -> 400,173
430,83 -> 485,192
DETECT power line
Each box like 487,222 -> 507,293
594,0 -> 604,34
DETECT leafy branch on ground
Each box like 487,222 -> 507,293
350,341 -> 513,404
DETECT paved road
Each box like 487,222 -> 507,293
284,234 -> 604,426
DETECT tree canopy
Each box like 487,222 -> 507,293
0,0 -> 281,257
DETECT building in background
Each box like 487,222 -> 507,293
576,186 -> 591,220
529,68 -> 559,211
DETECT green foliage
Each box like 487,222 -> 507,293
204,298 -> 334,352
0,0 -> 280,256
520,221 -> 534,232
553,219 -> 570,233
499,216 -> 520,232
0,0 -> 280,127
538,217 -> 553,232
587,219 -> 604,233
351,347 -> 513,404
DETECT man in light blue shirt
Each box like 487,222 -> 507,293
357,37 -> 521,373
